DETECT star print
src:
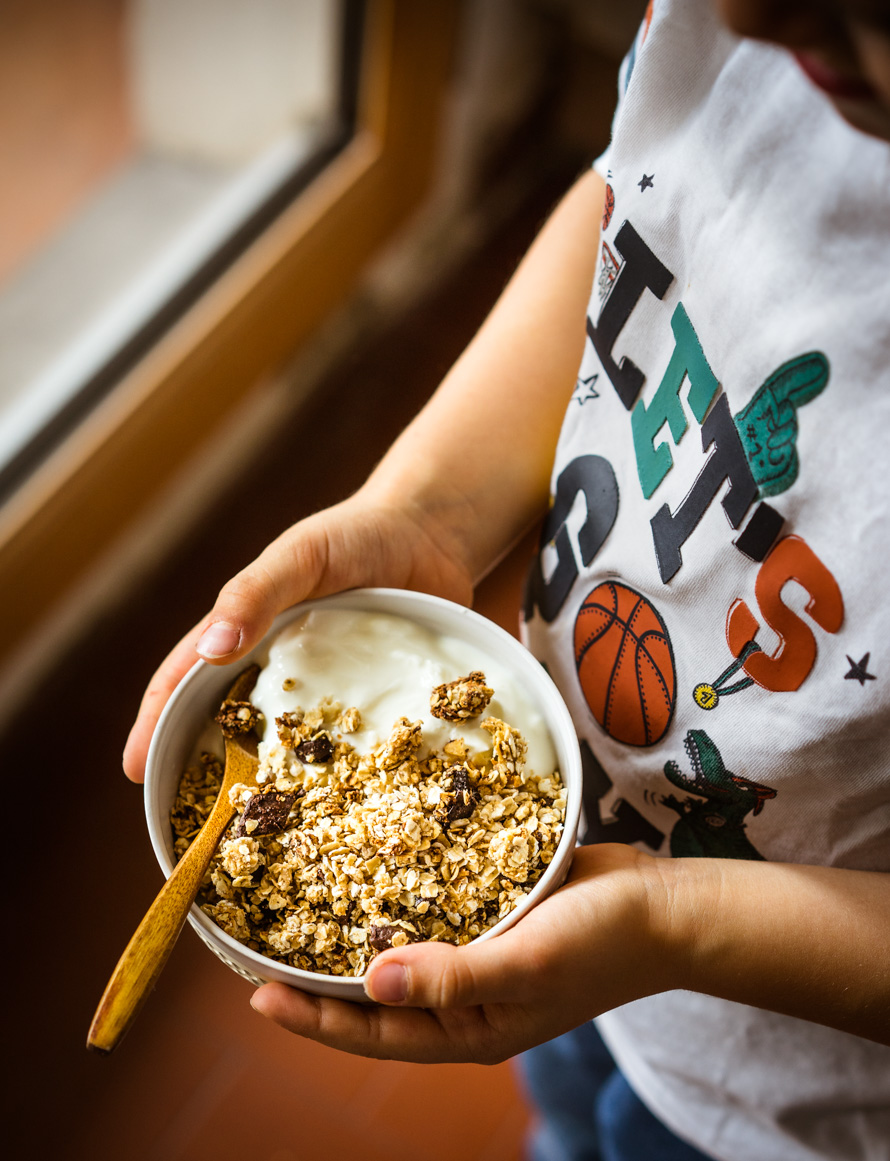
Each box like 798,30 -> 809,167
638,173 -> 654,191
572,373 -> 600,405
844,653 -> 876,686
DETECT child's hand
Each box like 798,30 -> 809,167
249,844 -> 674,1063
249,844 -> 890,1058
122,491 -> 474,783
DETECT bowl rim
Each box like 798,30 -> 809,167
144,587 -> 582,991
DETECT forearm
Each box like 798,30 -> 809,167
662,856 -> 890,1044
362,168 -> 606,583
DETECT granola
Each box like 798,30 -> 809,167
214,700 -> 263,738
430,671 -> 494,721
172,684 -> 565,977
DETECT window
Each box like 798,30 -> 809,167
0,0 -> 355,498
0,0 -> 458,676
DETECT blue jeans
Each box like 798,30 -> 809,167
515,1022 -> 714,1161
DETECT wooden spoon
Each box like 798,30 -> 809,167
87,664 -> 262,1054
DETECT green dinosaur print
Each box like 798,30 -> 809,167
734,352 -> 829,498
662,730 -> 777,859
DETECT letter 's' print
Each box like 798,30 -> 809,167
725,535 -> 844,692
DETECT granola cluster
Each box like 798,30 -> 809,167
430,671 -> 494,721
214,700 -> 263,738
171,675 -> 566,977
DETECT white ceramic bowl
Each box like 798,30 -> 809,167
145,588 -> 582,999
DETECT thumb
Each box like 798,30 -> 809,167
195,521 -> 329,664
365,932 -> 537,1009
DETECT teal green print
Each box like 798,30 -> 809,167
733,352 -> 829,498
662,730 -> 777,860
633,303 -> 720,499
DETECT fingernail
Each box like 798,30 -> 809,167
369,962 -> 407,1004
196,621 -> 240,659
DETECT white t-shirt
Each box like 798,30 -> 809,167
521,1 -> 890,1157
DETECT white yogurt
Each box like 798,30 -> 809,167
250,607 -> 558,777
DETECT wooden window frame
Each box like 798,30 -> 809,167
0,0 -> 459,667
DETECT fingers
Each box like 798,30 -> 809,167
248,932 -> 547,1063
249,982 -> 512,1064
122,512 -> 334,782
121,491 -> 476,788
122,500 -> 374,784
365,933 -> 541,1010
247,856 -> 658,1064
122,627 -> 205,782
194,520 -> 329,666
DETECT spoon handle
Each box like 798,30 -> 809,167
87,802 -> 233,1054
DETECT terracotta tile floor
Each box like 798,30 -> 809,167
1,168 -> 589,1161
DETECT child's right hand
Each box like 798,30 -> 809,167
121,489 -> 474,783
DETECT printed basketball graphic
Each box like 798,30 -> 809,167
574,581 -> 676,746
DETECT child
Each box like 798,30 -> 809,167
124,1 -> 890,1157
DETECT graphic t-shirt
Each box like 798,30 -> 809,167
521,1 -> 890,1158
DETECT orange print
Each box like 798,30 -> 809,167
725,535 -> 843,692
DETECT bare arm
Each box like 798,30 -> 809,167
671,855 -> 890,1043
363,167 -> 607,582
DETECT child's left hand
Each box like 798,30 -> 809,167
250,842 -> 890,1058
249,843 -> 673,1063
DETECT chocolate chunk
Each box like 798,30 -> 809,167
294,732 -> 333,764
215,700 -> 262,739
235,791 -> 296,836
444,766 -> 479,824
369,924 -> 419,952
